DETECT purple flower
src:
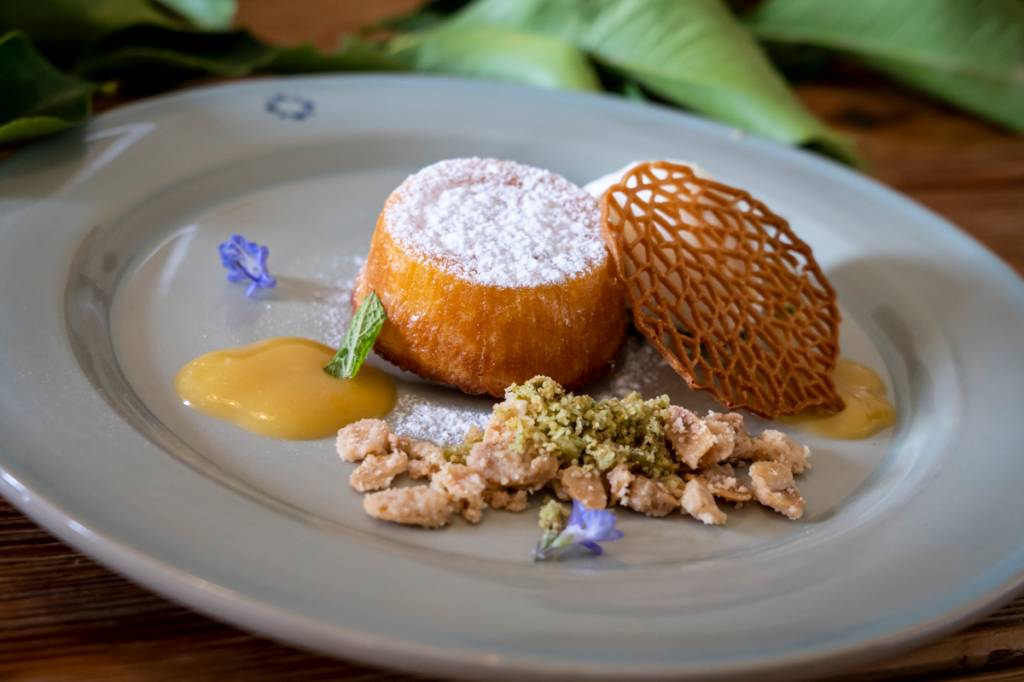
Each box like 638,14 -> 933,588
565,500 -> 624,554
218,234 -> 276,296
534,500 -> 624,561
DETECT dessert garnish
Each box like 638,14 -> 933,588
324,291 -> 386,380
600,161 -> 843,418
533,499 -> 623,562
337,376 -> 813,552
218,234 -> 276,296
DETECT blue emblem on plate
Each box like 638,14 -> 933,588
265,94 -> 314,121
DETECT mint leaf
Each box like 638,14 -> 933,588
324,291 -> 387,380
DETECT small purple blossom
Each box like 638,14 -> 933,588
534,500 -> 624,562
565,500 -> 624,554
218,234 -> 276,296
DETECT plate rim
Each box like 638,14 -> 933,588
4,466 -> 1024,682
3,73 -> 1024,681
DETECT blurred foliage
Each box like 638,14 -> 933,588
0,31 -> 95,144
74,26 -> 402,91
748,0 -> 1024,132
421,0 -> 852,160
392,24 -> 601,92
1,0 -> 1021,160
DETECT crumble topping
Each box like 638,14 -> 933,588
405,438 -> 446,480
681,478 -> 728,526
349,449 -> 408,492
559,466 -> 607,510
749,461 -> 806,520
607,463 -> 634,507
686,463 -> 753,503
340,377 -> 812,528
362,487 -> 454,529
624,476 -> 679,517
335,418 -> 390,462
431,463 -> 488,523
740,429 -> 812,475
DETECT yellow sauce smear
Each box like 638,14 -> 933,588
175,337 -> 395,440
781,358 -> 896,440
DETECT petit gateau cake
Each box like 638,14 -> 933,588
353,157 -> 626,397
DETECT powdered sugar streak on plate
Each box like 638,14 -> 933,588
384,157 -> 607,288
381,336 -> 676,446
388,393 -> 491,445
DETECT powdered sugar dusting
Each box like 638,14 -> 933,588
385,158 -> 606,287
246,254 -> 363,348
389,393 -> 491,445
308,255 -> 364,348
596,336 -> 672,399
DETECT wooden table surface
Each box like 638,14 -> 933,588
3,2 -> 1024,680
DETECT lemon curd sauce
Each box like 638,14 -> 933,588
782,358 -> 896,440
175,337 -> 395,440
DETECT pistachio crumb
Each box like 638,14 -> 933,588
501,376 -> 675,479
538,497 -> 569,532
442,424 -> 485,464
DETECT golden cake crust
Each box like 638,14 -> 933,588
355,194 -> 627,397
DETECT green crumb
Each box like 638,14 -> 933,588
441,446 -> 468,465
661,474 -> 686,499
442,425 -> 484,464
497,376 -> 676,479
538,498 -> 569,532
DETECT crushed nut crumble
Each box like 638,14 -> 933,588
337,376 -> 811,528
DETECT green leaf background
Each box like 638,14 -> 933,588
440,0 -> 851,159
0,0 -> 1021,158
393,25 -> 601,91
156,0 -> 235,30
748,0 -> 1024,132
0,31 -> 94,144
0,0 -> 189,50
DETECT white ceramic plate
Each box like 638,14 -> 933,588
2,76 -> 1024,681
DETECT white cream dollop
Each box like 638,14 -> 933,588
584,159 -> 711,199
